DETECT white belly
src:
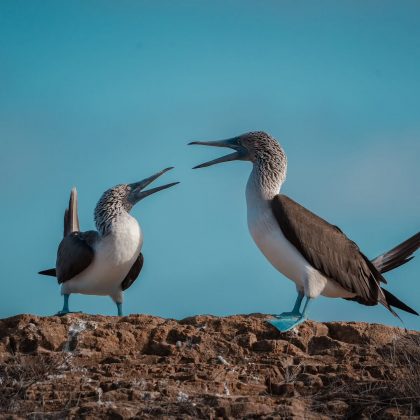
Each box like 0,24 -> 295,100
246,180 -> 354,299
247,201 -> 310,288
62,215 -> 143,301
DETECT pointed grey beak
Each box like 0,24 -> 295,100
129,167 -> 179,204
188,137 -> 248,169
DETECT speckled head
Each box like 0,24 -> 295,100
94,167 -> 179,234
189,131 -> 286,169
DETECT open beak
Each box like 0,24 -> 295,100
188,137 -> 248,169
129,167 -> 179,203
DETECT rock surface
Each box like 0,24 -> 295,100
0,314 -> 418,419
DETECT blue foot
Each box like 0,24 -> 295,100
55,309 -> 70,316
274,311 -> 301,319
268,315 -> 307,332
270,296 -> 312,332
55,310 -> 82,316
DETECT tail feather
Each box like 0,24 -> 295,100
64,187 -> 80,237
382,288 -> 418,316
372,232 -> 420,274
38,268 -> 57,277
39,187 -> 79,278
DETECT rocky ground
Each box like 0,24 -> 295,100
0,313 -> 419,419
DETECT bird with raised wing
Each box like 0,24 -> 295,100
190,132 -> 419,331
39,167 -> 179,316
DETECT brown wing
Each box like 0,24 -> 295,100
271,195 -> 386,306
56,231 -> 98,284
121,253 -> 144,291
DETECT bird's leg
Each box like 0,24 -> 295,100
116,302 -> 123,316
268,293 -> 311,332
56,294 -> 70,315
276,291 -> 304,318
301,297 -> 312,319
62,294 -> 70,312
292,291 -> 304,313
55,294 -> 82,316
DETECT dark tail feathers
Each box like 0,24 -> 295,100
38,268 -> 56,277
39,188 -> 79,278
382,288 -> 418,316
372,232 -> 420,274
64,187 -> 80,237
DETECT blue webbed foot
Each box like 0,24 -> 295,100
55,309 -> 70,316
269,296 -> 312,332
55,310 -> 82,316
268,314 -> 307,332
274,311 -> 301,319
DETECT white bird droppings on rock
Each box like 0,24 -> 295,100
177,391 -> 189,402
217,355 -> 229,365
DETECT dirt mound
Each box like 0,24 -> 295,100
0,314 -> 418,419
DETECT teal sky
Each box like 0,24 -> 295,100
1,1 -> 419,330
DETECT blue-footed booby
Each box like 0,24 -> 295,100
39,167 -> 178,316
189,132 -> 419,331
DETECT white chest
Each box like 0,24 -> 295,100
63,213 -> 143,297
245,176 -> 310,287
96,215 -> 143,266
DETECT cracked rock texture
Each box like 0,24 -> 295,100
0,314 -> 419,419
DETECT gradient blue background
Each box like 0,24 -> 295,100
1,1 -> 419,330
